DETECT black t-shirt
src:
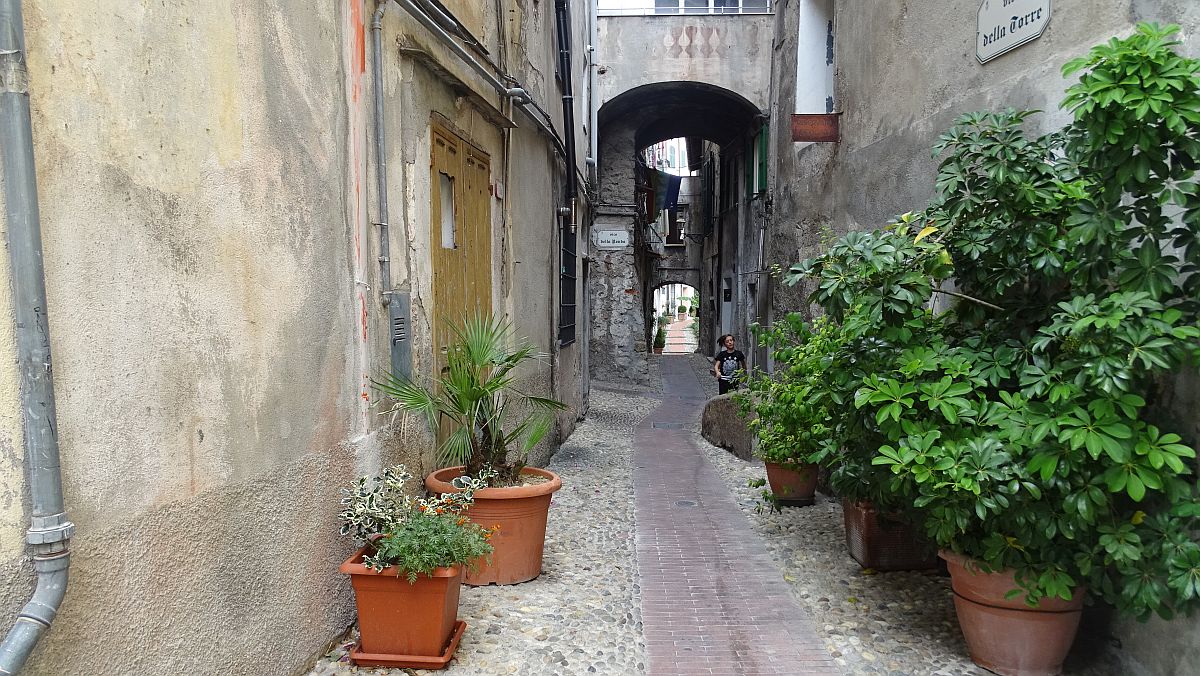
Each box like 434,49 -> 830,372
714,350 -> 745,381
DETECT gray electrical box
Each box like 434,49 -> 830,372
388,291 -> 412,379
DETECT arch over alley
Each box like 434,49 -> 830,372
589,77 -> 773,385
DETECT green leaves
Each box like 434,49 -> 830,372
779,24 -> 1200,621
1056,407 -> 1132,462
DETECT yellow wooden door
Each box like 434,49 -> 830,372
430,124 -> 492,371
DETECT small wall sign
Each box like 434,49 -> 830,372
594,229 -> 631,249
977,0 -> 1051,64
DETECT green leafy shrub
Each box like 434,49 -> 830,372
338,465 -> 496,582
654,324 -> 667,349
784,23 -> 1200,619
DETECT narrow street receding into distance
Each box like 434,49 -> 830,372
310,356 -> 1115,675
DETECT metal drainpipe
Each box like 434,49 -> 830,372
392,0 -> 568,161
586,0 -> 599,182
0,1 -> 75,673
372,0 -> 393,305
553,0 -> 578,231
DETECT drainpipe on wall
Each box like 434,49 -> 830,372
553,0 -> 578,231
585,0 -> 599,184
392,0 -> 569,161
0,1 -> 75,673
371,0 -> 393,306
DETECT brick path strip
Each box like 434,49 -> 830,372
634,356 -> 839,675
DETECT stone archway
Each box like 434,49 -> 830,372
589,81 -> 764,386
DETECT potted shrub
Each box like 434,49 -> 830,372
375,314 -> 567,585
788,24 -> 1200,675
337,465 -> 495,668
743,309 -> 936,566
653,324 -> 666,354
739,314 -> 834,507
677,303 -> 687,320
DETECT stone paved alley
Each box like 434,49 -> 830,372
309,356 -> 1119,676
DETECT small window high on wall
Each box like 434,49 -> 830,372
795,0 -> 835,115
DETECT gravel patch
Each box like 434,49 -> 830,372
307,385 -> 655,676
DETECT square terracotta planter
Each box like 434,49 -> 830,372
340,547 -> 466,669
842,500 -> 937,571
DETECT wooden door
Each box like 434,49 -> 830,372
429,124 -> 492,372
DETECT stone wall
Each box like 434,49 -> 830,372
766,1 -> 1200,673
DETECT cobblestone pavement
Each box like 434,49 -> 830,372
309,383 -> 655,676
309,354 -> 1118,675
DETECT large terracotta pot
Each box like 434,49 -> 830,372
763,462 -> 818,506
426,466 -> 562,585
842,500 -> 936,571
339,547 -> 466,669
941,551 -> 1084,676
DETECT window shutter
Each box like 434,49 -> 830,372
757,124 -> 768,193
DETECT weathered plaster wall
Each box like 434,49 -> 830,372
596,14 -> 774,111
767,1 -> 1200,673
0,1 -> 374,673
0,0 -> 587,673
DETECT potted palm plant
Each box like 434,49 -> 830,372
337,465 -> 495,668
375,314 -> 566,585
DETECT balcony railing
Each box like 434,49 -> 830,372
598,1 -> 772,17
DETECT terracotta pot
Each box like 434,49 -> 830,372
426,466 -> 562,585
941,551 -> 1084,676
763,462 -> 818,506
339,547 -> 466,669
842,500 -> 936,571
653,347 -> 664,354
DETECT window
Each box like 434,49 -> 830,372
666,207 -> 687,246
559,215 -> 577,345
439,173 -> 456,249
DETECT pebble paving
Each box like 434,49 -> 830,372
308,354 -> 1120,675
309,384 -> 654,676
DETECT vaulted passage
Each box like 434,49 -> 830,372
589,79 -> 772,386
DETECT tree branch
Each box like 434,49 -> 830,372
932,287 -> 1005,311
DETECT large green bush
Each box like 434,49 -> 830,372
784,23 -> 1200,619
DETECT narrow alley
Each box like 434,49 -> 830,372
2,1 -> 1198,674
309,356 -> 1117,675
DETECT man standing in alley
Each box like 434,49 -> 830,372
711,334 -> 746,395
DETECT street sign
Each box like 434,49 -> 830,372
594,229 -> 631,249
977,0 -> 1051,64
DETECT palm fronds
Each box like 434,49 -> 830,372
372,313 -> 565,485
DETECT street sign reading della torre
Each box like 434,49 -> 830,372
977,0 -> 1052,64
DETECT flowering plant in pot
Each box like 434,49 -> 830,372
787,24 -> 1200,675
337,465 -> 495,668
374,313 -> 567,584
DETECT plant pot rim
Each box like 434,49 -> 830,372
339,546 -> 464,578
425,466 -> 562,499
939,549 -> 1086,610
761,460 -> 818,471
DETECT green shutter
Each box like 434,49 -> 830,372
744,143 -> 753,198
757,124 -> 768,193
